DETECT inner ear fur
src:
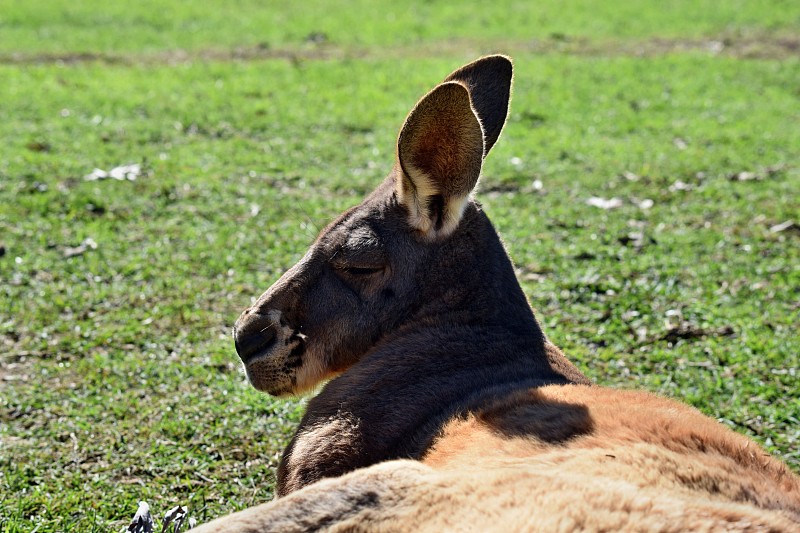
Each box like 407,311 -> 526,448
396,81 -> 484,239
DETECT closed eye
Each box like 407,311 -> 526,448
341,266 -> 384,276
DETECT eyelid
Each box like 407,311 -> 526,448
332,257 -> 385,271
329,250 -> 386,276
329,248 -> 386,268
341,265 -> 384,275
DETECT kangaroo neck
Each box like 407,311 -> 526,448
402,205 -> 545,337
277,323 -> 588,496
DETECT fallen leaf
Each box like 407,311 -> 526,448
26,140 -> 51,152
729,171 -> 758,182
127,501 -> 154,533
727,165 -> 784,182
621,310 -> 640,320
27,182 -> 48,193
769,220 -> 798,234
669,180 -> 693,192
681,360 -> 714,368
162,505 -> 189,533
84,163 -> 141,181
621,171 -> 640,182
62,238 -> 98,258
618,232 -> 655,249
660,322 -> 734,343
522,272 -> 547,282
586,196 -> 623,209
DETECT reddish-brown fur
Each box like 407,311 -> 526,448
193,56 -> 800,531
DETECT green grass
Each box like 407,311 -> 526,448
1,1 -> 799,531
1,0 -> 799,55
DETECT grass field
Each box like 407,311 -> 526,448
1,1 -> 799,531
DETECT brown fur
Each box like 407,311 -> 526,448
426,386 -> 800,512
199,56 -> 800,531
194,386 -> 800,531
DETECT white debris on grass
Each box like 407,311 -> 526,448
127,501 -> 154,533
84,163 -> 142,181
586,196 -> 623,209
162,505 -> 192,533
62,238 -> 98,258
125,501 -> 196,533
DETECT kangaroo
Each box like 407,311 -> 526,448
193,56 -> 800,531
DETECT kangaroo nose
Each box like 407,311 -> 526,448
233,311 -> 278,363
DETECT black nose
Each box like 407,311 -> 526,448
233,311 -> 278,363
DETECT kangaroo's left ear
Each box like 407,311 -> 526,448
395,55 -> 513,239
443,55 -> 513,157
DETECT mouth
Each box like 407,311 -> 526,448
233,309 -> 308,395
241,355 -> 297,396
263,384 -> 294,397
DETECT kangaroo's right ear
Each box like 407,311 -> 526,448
395,81 -> 484,240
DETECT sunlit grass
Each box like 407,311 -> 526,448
1,2 -> 799,531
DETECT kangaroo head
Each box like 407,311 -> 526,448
233,56 -> 514,396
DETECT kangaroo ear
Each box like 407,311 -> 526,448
395,81 -> 484,239
444,55 -> 513,156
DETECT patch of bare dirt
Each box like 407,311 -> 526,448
0,44 -> 352,66
1,34 -> 798,66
